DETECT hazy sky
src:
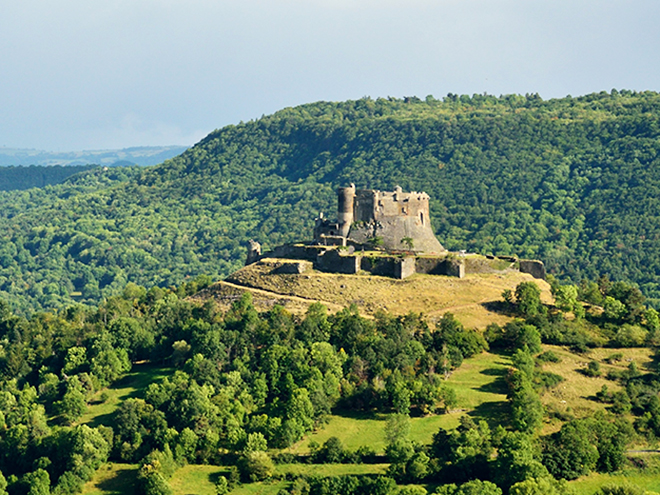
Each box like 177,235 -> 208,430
2,0 -> 659,151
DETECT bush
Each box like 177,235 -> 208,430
597,483 -> 645,495
314,437 -> 346,463
583,360 -> 602,377
614,325 -> 648,347
604,353 -> 624,364
536,351 -> 560,363
238,451 -> 275,482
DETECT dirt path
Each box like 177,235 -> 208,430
198,280 -> 346,313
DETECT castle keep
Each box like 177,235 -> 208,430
315,185 -> 446,253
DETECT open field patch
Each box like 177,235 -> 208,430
200,262 -> 552,329
569,454 -> 660,495
79,363 -> 172,427
539,345 -> 655,434
287,350 -> 510,454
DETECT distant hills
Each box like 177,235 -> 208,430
0,145 -> 188,167
2,91 -> 660,312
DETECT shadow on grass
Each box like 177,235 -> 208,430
331,409 -> 388,421
86,364 -> 171,428
95,466 -> 138,495
475,364 -> 509,395
468,400 -> 511,428
481,301 -> 516,316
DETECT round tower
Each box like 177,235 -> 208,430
337,184 -> 356,238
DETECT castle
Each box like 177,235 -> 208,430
313,184 -> 446,253
244,185 -> 545,281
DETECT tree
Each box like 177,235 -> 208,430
315,436 -> 345,463
509,477 -> 571,495
238,451 -> 274,482
494,431 -> 549,489
23,469 -> 50,495
515,282 -> 543,317
55,378 -> 87,424
542,420 -> 598,480
401,237 -> 414,250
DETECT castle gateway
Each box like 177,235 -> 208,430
314,184 -> 446,254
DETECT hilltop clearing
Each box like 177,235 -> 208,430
195,258 -> 552,328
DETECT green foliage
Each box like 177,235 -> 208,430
238,451 -> 275,482
542,415 -> 632,480
7,93 -> 660,312
584,360 -> 602,377
509,477 -> 572,495
431,416 -> 493,483
434,479 -> 502,495
597,483 -> 647,495
23,468 -> 50,495
506,349 -> 544,434
515,283 -> 543,318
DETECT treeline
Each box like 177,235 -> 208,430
2,92 -> 660,312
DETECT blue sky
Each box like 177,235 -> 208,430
2,0 -> 659,150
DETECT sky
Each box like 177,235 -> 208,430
1,0 -> 659,151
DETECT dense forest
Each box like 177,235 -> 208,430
3,91 -> 660,312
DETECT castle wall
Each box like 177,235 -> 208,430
346,187 -> 444,254
354,189 -> 376,223
268,244 -> 326,261
415,257 -> 465,278
361,256 -> 396,276
395,257 -> 416,279
272,261 -> 312,274
316,249 -> 361,274
519,259 -> 546,279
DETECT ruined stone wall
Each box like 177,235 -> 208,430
415,257 -> 465,278
519,259 -> 546,279
267,244 -> 326,262
316,249 -> 361,274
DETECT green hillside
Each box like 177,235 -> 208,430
3,91 -> 660,312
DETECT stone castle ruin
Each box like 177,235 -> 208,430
245,185 -> 545,281
314,184 -> 446,253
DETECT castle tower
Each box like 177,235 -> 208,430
340,185 -> 446,254
337,184 -> 356,238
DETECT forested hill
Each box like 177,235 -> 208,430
3,90 -> 660,312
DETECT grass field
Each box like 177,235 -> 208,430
79,363 -> 172,427
539,345 -> 655,435
287,350 -> 511,454
570,473 -> 660,495
204,260 -> 552,328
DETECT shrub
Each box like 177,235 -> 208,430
536,351 -> 560,363
238,451 -> 275,482
583,360 -> 602,377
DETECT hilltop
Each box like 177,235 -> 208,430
196,257 -> 552,328
1,91 -> 660,312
